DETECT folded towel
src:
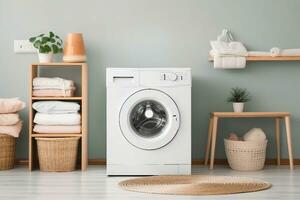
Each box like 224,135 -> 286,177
270,47 -> 281,57
33,86 -> 75,90
0,113 -> 20,126
33,89 -> 75,97
0,121 -> 22,137
0,98 -> 25,114
213,55 -> 246,69
210,41 -> 248,56
34,113 -> 81,125
248,51 -> 271,56
32,101 -> 80,114
33,125 -> 81,133
33,77 -> 74,90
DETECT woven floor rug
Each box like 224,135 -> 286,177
119,175 -> 271,195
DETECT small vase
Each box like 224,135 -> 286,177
63,33 -> 86,63
233,102 -> 244,112
38,52 -> 53,63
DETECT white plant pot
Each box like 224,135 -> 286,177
233,102 -> 244,112
38,52 -> 53,63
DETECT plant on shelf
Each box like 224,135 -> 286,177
227,87 -> 251,112
29,31 -> 63,63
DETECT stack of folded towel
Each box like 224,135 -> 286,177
33,101 -> 81,134
0,98 -> 25,137
210,29 -> 248,69
33,77 -> 76,97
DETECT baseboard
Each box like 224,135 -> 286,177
15,159 -> 300,166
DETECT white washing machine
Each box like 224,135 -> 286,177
106,68 -> 191,175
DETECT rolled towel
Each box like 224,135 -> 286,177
34,113 -> 81,125
281,49 -> 300,56
243,128 -> 266,142
248,51 -> 271,56
270,47 -> 281,57
213,55 -> 246,69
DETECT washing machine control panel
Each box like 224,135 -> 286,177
107,68 -> 191,87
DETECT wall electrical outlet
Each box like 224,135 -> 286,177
14,40 -> 36,53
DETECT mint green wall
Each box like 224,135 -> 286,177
1,0 -> 300,160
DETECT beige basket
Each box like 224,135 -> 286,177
36,137 -> 80,172
0,134 -> 16,170
224,139 -> 267,171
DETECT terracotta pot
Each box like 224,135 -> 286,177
63,33 -> 86,62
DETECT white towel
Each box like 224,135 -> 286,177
34,113 -> 81,125
248,51 -> 271,56
270,47 -> 281,57
281,49 -> 300,56
213,55 -> 246,69
210,41 -> 248,56
32,101 -> 80,114
33,77 -> 74,90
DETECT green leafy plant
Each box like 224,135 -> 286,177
29,32 -> 63,54
227,87 -> 251,103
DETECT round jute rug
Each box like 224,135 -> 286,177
119,175 -> 271,195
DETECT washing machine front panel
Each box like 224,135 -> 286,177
119,89 -> 180,150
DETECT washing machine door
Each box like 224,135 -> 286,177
119,89 -> 180,150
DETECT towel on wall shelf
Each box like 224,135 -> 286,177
34,113 -> 81,125
210,41 -> 248,57
213,55 -> 246,69
269,47 -> 300,57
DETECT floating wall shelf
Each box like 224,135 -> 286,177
209,56 -> 300,61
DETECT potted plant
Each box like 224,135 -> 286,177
227,87 -> 251,112
29,32 -> 63,63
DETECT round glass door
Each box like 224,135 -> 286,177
119,89 -> 180,150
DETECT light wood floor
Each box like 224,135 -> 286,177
0,165 -> 299,200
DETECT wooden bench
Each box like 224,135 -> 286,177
204,112 -> 294,170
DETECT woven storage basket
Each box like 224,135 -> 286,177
36,137 -> 80,172
0,134 -> 16,170
224,139 -> 267,171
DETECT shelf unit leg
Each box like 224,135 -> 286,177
204,116 -> 213,166
275,117 -> 281,165
284,116 -> 294,170
209,116 -> 218,170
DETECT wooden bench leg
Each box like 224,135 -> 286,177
275,118 -> 281,165
209,116 -> 218,170
284,116 -> 294,170
204,116 -> 213,166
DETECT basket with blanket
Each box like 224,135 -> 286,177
0,98 -> 25,170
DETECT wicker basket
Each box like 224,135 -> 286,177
0,134 -> 16,170
36,137 -> 80,172
224,139 -> 267,171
